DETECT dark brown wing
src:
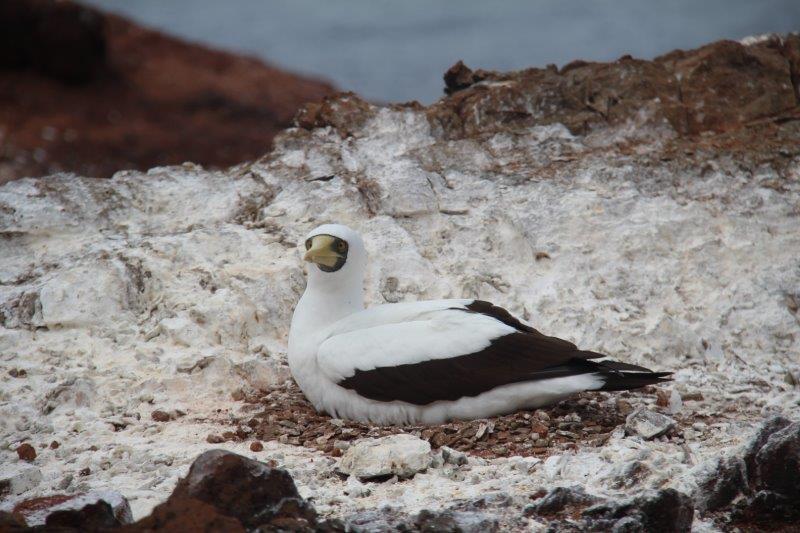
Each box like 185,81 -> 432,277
337,300 -> 669,405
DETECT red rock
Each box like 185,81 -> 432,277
12,491 -> 132,527
49,441 -> 59,449
168,449 -> 317,530
16,443 -> 36,462
0,0 -> 334,185
45,500 -> 123,530
660,38 -> 795,134
426,37 -> 798,140
295,92 -> 377,137
655,389 -> 671,408
119,497 -> 244,533
150,409 -> 180,422
249,441 -> 264,452
531,423 -> 549,438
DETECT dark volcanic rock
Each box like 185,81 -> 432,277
119,497 -> 244,533
730,489 -> 797,526
733,418 -> 800,524
341,508 -> 499,533
0,0 -> 105,83
415,509 -> 499,533
344,508 -> 412,532
743,415 -> 792,482
168,449 -> 317,530
751,421 -> 800,499
581,489 -> 694,533
690,416 -> 800,528
443,61 -> 482,95
525,486 -> 599,517
694,455 -> 747,512
44,500 -> 122,530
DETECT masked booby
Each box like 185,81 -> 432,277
288,224 -> 670,425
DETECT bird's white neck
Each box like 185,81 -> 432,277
288,267 -> 364,406
289,263 -> 365,349
293,278 -> 364,331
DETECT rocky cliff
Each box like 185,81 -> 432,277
0,0 -> 335,184
1,34 -> 800,531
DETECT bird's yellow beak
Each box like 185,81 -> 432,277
303,235 -> 341,268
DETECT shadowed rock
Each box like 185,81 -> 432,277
524,486 -> 599,516
44,500 -> 122,530
582,489 -> 694,533
692,415 -> 800,528
168,449 -> 317,530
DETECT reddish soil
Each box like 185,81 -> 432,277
0,0 -> 335,184
204,382 -> 714,460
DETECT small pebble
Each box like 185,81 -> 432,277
17,443 -> 36,461
151,410 -> 172,422
250,441 -> 264,452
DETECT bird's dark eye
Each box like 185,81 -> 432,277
337,240 -> 348,253
305,239 -> 312,250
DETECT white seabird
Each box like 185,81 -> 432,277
288,223 -> 670,425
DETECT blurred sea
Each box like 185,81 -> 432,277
85,0 -> 800,103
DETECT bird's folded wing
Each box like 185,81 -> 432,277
317,307 -> 604,406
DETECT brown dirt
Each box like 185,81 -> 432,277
202,382 -> 721,460
0,0 -> 336,184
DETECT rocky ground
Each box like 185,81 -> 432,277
2,34 -> 800,531
0,0 -> 335,184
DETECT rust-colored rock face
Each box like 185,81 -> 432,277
426,36 -> 799,140
168,450 -> 318,530
661,39 -> 795,133
294,91 -> 378,137
118,498 -> 245,533
0,0 -> 335,184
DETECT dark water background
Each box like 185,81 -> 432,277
85,0 -> 800,103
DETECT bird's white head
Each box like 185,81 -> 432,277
301,223 -> 367,297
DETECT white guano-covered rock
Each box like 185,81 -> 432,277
338,434 -> 432,479
625,408 -> 676,440
18,490 -> 133,526
0,86 -> 799,524
0,463 -> 42,497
